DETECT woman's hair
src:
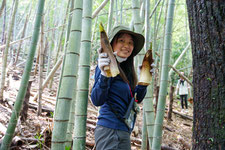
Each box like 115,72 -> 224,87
111,33 -> 137,90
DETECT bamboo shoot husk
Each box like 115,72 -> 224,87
99,23 -> 120,77
138,49 -> 154,85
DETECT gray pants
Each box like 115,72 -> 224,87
94,125 -> 131,150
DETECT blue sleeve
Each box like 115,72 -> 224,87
134,85 -> 147,103
91,66 -> 111,106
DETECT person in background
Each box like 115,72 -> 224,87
91,25 -> 154,150
176,72 -> 190,113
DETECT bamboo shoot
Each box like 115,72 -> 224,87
138,49 -> 154,85
99,23 -> 120,77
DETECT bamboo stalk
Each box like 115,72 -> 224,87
65,0 -> 76,147
142,1 -> 155,148
0,0 -> 45,149
115,0 -> 119,24
37,17 -> 45,116
152,0 -> 176,149
140,0 -> 146,25
106,0 -> 114,34
73,0 -> 93,149
0,0 -> 19,102
1,6 -> 6,45
141,110 -> 148,150
132,0 -> 144,67
0,0 -> 6,17
51,0 -> 83,149
120,0 -> 123,24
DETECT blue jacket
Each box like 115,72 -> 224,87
91,66 -> 147,133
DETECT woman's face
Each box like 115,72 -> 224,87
112,33 -> 134,58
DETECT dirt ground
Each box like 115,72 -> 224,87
0,62 -> 193,150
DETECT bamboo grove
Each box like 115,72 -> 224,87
2,0 -> 223,150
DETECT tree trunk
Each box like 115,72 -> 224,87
186,0 -> 225,149
0,0 -> 45,149
167,85 -> 174,121
21,81 -> 32,122
155,85 -> 159,114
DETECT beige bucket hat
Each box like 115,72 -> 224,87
108,25 -> 145,56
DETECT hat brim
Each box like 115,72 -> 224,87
109,27 -> 145,56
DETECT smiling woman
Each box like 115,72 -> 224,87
112,33 -> 134,58
91,25 -> 151,150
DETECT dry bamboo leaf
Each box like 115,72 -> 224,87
99,23 -> 120,77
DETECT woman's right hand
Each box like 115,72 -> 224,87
98,49 -> 110,76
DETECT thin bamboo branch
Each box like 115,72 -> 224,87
32,56 -> 63,102
149,0 -> 162,20
0,24 -> 66,50
141,0 -> 162,32
48,0 -> 71,89
168,42 -> 190,77
14,6 -> 32,65
169,65 -> 193,86
92,0 -> 109,19
155,0 -> 165,42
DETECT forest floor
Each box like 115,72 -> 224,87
0,60 -> 193,150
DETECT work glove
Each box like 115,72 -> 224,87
150,63 -> 156,74
137,62 -> 156,81
98,48 -> 110,76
